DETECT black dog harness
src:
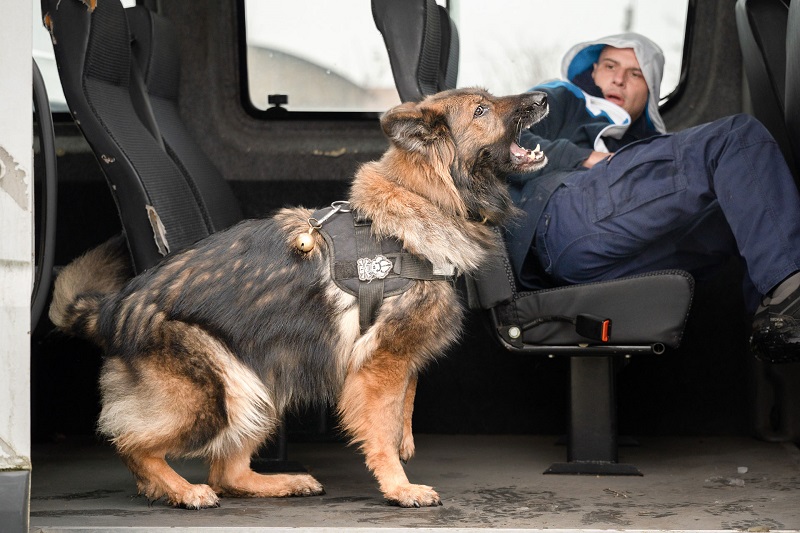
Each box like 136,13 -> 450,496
310,202 -> 456,333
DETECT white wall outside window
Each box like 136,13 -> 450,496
244,0 -> 688,113
32,1 -> 689,114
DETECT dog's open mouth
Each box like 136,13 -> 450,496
509,104 -> 548,171
510,141 -> 544,168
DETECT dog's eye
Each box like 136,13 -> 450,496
473,105 -> 487,118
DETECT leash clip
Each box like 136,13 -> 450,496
296,201 -> 352,253
307,201 -> 351,234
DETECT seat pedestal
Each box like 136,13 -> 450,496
544,356 -> 642,476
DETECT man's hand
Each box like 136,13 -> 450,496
582,151 -> 613,168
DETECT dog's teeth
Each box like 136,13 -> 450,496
526,144 -> 542,162
533,144 -> 544,161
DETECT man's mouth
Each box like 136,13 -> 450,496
605,92 -> 624,106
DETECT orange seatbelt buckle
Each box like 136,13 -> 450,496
575,314 -> 612,343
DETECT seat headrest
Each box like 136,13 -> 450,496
372,0 -> 458,102
83,0 -> 133,87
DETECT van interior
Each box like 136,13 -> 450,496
22,0 -> 800,530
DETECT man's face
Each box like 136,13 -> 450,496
591,46 -> 649,122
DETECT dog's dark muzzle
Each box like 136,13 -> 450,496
507,91 -> 548,144
518,91 -> 548,130
525,91 -> 548,109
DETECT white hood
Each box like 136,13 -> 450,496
561,32 -> 666,133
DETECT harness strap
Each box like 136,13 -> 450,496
333,253 -> 454,281
353,211 -> 384,334
314,203 -> 457,335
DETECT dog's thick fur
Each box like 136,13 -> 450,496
49,88 -> 548,509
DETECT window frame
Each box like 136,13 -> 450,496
236,0 -> 695,121
235,0 -> 384,121
659,0 -> 696,113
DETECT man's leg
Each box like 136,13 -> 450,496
535,114 -> 800,360
536,114 -> 800,297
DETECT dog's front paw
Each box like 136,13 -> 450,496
170,483 -> 220,509
384,483 -> 441,508
399,433 -> 415,463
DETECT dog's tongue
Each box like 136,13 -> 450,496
511,142 -> 528,159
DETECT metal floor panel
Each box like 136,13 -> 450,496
29,434 -> 800,532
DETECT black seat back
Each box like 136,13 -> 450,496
735,0 -> 799,180
785,0 -> 800,172
126,6 -> 243,232
42,0 -> 240,272
372,0 -> 459,102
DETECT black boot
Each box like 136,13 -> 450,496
751,273 -> 800,364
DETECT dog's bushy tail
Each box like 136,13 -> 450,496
49,234 -> 132,341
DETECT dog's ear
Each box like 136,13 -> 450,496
380,102 -> 449,152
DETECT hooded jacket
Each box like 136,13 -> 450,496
506,33 -> 666,289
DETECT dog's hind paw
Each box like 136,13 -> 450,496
170,483 -> 220,509
384,483 -> 442,508
289,474 -> 325,497
214,472 -> 325,498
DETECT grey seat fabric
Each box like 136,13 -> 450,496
42,0 -> 241,273
43,0 -> 209,272
127,6 -> 243,232
735,0 -> 798,181
784,0 -> 800,174
372,0 -> 459,102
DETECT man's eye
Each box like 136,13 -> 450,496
474,105 -> 486,118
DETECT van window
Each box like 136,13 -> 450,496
243,0 -> 689,114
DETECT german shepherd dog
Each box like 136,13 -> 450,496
49,88 -> 548,509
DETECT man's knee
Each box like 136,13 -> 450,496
718,113 -> 773,141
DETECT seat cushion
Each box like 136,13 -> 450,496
494,270 -> 694,348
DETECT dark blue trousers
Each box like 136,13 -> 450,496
533,114 -> 800,310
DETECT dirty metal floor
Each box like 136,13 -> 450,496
29,434 -> 800,532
